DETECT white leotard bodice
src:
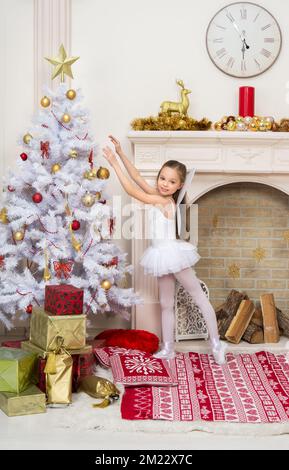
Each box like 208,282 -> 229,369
147,201 -> 176,245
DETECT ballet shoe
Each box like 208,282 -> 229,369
212,340 -> 227,365
153,342 -> 175,360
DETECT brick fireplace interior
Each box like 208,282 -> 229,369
196,182 -> 289,312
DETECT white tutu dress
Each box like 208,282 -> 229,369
140,202 -> 200,277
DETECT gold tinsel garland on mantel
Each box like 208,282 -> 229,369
131,113 -> 212,131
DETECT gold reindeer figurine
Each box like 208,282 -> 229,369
160,80 -> 191,117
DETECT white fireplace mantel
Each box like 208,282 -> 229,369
128,130 -> 289,202
128,130 -> 289,337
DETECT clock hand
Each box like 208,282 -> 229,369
232,21 -> 251,49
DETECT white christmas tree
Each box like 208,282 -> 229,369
0,45 -> 140,329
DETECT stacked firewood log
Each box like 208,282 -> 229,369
216,290 -> 289,344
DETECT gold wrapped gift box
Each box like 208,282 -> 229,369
21,340 -> 92,358
30,307 -> 86,351
0,385 -> 46,417
0,347 -> 38,393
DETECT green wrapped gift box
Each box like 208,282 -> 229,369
0,347 -> 38,393
0,385 -> 46,417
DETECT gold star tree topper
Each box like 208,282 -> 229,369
45,44 -> 79,82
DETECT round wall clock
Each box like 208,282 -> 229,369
206,2 -> 282,78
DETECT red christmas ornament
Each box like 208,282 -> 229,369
32,193 -> 43,203
7,185 -> 15,192
20,153 -> 28,161
26,304 -> 33,314
0,255 -> 4,269
71,220 -> 80,231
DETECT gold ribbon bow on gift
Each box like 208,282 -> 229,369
44,336 -> 73,405
44,336 -> 68,374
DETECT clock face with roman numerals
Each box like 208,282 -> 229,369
206,2 -> 282,78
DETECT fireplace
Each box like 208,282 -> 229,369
127,130 -> 289,338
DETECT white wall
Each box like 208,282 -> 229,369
71,0 -> 289,255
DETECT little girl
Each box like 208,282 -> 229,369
103,136 -> 227,364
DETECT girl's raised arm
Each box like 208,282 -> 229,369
103,146 -> 166,205
109,135 -> 158,195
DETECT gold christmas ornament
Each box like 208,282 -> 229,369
14,230 -> 25,241
95,191 -> 101,201
69,149 -> 78,158
214,121 -> 222,131
244,116 -> 253,125
40,96 -> 51,108
23,133 -> 32,145
97,167 -> 110,180
259,119 -> 267,132
71,234 -> 82,252
101,279 -> 112,290
227,120 -> 236,131
83,168 -> 97,180
82,193 -> 95,207
66,89 -> 76,100
248,121 -> 258,131
221,116 -> 228,123
51,163 -> 61,174
43,247 -> 52,281
62,113 -> 71,124
0,208 -> 8,224
45,44 -> 80,82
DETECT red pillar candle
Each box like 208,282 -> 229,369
239,86 -> 255,117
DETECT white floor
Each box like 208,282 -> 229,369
1,338 -> 289,450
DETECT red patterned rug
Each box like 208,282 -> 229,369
121,351 -> 289,423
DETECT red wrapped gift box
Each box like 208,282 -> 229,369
45,284 -> 83,315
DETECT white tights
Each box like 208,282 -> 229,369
158,267 -> 220,349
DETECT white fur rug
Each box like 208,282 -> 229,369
44,364 -> 289,437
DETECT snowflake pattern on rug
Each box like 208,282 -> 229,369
121,351 -> 289,423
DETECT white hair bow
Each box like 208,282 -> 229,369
176,168 -> 196,237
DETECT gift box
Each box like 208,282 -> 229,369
0,385 -> 46,417
21,341 -> 93,393
0,347 -> 38,393
45,343 -> 73,405
29,307 -> 86,351
45,284 -> 83,315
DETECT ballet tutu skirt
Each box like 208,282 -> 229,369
139,204 -> 200,277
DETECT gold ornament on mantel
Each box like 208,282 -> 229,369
228,263 -> 240,279
160,80 -> 191,117
40,96 -> 51,108
97,167 -> 110,180
253,247 -> 266,262
0,208 -> 8,224
23,133 -> 32,145
45,44 -> 79,82
101,279 -> 112,290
